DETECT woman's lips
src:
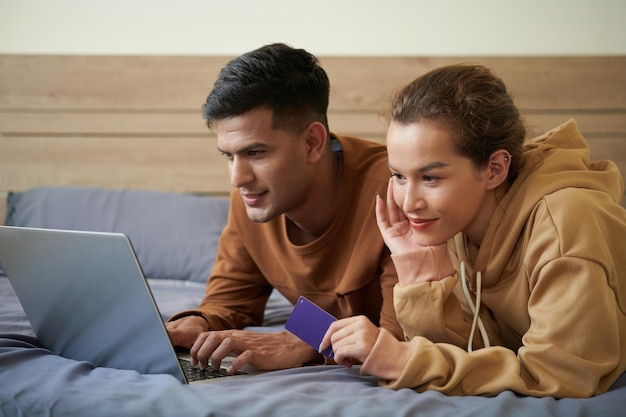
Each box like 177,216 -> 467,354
408,217 -> 436,230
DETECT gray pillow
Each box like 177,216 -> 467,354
4,186 -> 229,283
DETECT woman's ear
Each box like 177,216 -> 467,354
486,149 -> 511,190
303,121 -> 328,163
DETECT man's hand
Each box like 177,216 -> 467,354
190,330 -> 323,374
165,315 -> 209,349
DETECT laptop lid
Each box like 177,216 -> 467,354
0,225 -> 189,383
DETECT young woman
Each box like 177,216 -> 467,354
320,64 -> 626,398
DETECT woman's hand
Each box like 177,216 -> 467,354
375,180 -> 423,255
320,316 -> 416,383
319,316 -> 380,368
376,180 -> 455,285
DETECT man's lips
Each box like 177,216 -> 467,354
240,191 -> 267,206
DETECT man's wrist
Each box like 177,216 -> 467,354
303,350 -> 326,365
285,332 -> 327,365
183,313 -> 210,332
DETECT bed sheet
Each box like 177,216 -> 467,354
1,276 -> 626,417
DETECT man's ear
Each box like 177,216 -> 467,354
303,121 -> 328,163
486,149 -> 511,190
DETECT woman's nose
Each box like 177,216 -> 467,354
402,186 -> 426,213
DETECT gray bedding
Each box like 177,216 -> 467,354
1,187 -> 624,417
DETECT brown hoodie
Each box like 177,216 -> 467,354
362,119 -> 626,398
170,134 -> 403,340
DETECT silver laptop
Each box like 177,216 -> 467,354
0,225 -> 259,384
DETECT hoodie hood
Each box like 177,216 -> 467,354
469,119 -> 624,286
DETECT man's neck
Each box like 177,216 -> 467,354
285,146 -> 344,245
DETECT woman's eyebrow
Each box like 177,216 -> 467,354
388,161 -> 449,172
418,161 -> 448,172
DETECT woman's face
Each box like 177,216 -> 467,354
386,120 -> 496,246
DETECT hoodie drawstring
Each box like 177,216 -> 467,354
460,261 -> 491,352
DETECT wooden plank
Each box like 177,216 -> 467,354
1,113 -> 624,191
1,55 -> 625,216
0,111 -> 389,139
586,137 -> 626,169
0,55 -> 229,110
2,110 -> 625,139
323,56 -> 626,111
0,111 -> 210,136
2,56 -> 625,112
524,114 -> 626,138
0,136 -> 231,194
2,132 -> 624,196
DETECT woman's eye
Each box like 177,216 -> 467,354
422,175 -> 440,183
390,173 -> 406,182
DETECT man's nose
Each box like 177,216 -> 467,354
229,157 -> 254,188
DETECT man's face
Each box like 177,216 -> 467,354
215,107 -> 312,223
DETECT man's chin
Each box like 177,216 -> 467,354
245,207 -> 275,223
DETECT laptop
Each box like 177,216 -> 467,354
0,225 -> 262,384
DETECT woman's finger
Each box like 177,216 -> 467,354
375,194 -> 389,231
386,179 -> 400,225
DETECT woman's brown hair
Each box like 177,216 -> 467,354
386,64 -> 526,186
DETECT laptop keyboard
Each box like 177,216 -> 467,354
178,358 -> 247,381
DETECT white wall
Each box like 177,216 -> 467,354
1,0 -> 624,56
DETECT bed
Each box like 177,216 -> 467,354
1,186 -> 625,417
1,55 -> 626,416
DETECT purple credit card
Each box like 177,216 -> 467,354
285,296 -> 337,359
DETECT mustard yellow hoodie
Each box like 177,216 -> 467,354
362,119 -> 626,398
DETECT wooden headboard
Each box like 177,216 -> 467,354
1,55 -> 625,223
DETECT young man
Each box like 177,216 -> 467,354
166,43 -> 402,373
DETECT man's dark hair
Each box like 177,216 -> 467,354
202,43 -> 330,134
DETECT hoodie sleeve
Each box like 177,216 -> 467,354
389,253 -> 500,350
367,257 -> 620,397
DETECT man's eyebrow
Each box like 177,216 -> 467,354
388,161 -> 448,172
217,142 -> 267,154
